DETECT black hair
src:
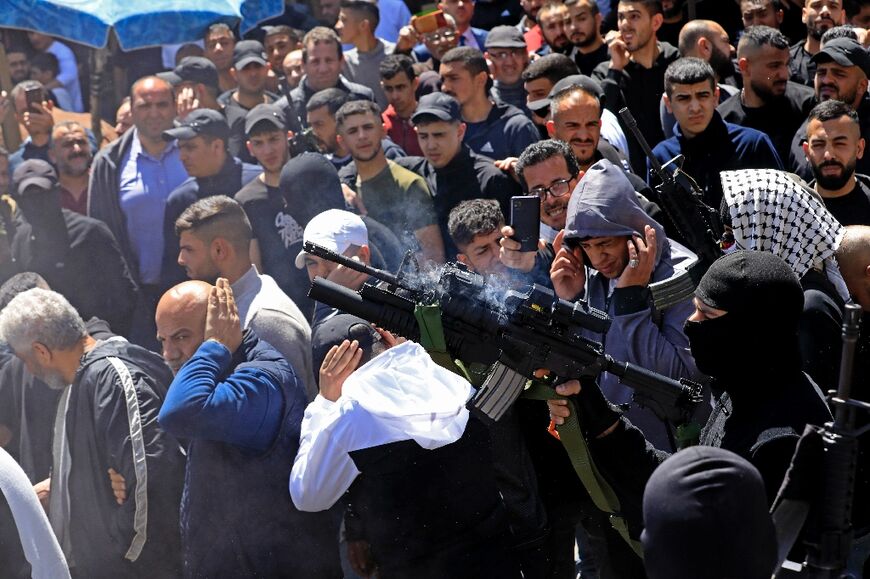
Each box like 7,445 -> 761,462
515,139 -> 581,190
448,199 -> 505,248
440,46 -> 489,78
302,26 -> 343,61
664,57 -> 715,97
340,0 -> 380,30
0,272 -> 48,312
306,88 -> 351,115
845,0 -> 870,18
821,25 -> 859,44
807,99 -> 860,125
30,52 -> 60,77
564,0 -> 599,15
335,99 -> 381,131
379,54 -> 416,81
618,0 -> 663,16
521,53 -> 579,83
737,25 -> 790,58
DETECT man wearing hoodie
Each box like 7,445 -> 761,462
440,47 -> 540,160
545,157 -> 699,450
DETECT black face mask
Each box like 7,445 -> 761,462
683,315 -> 742,379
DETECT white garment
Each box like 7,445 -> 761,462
289,341 -> 472,512
0,448 -> 71,579
47,40 -> 83,112
600,108 -> 631,166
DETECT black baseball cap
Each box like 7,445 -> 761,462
12,159 -> 57,195
484,26 -> 527,49
173,56 -> 219,90
812,37 -> 870,76
245,103 -> 287,135
411,92 -> 462,124
163,108 -> 230,141
527,73 -> 605,113
234,40 -> 268,69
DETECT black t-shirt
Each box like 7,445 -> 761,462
220,90 -> 279,164
574,43 -> 609,76
822,177 -> 870,226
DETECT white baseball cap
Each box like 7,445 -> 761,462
295,209 -> 369,269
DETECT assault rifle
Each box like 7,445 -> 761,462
306,242 -> 704,438
619,107 -> 725,300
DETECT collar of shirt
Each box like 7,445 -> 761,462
130,127 -> 179,162
230,264 -> 261,323
460,28 -> 479,49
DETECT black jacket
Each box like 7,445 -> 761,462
278,75 -> 375,132
64,338 -> 184,578
462,100 -> 540,160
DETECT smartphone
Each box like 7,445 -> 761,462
24,87 -> 43,112
510,196 -> 541,253
412,10 -> 448,35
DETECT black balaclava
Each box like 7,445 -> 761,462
683,250 -> 804,389
279,151 -> 345,227
641,446 -> 777,579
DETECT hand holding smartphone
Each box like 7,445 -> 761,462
510,195 -> 541,253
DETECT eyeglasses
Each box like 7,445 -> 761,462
529,176 -> 576,199
424,30 -> 457,43
489,49 -> 525,61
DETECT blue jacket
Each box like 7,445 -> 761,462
649,111 -> 782,209
158,331 -> 341,578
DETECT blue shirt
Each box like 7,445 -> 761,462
118,130 -> 188,284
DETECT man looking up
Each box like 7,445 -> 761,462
221,40 -> 278,164
337,0 -> 395,110
335,100 -> 445,263
173,195 -> 316,399
791,0 -> 847,85
203,23 -> 237,93
652,58 -> 782,209
789,37 -> 870,179
592,0 -> 680,176
565,0 -> 608,75
485,26 -> 532,112
283,27 -> 374,129
0,288 -> 184,578
155,279 -> 340,578
718,26 -> 816,164
803,100 -> 870,225
48,121 -> 91,215
440,46 -> 539,160
161,109 -> 260,287
88,75 -> 188,347
412,92 -> 522,257
379,54 -> 423,156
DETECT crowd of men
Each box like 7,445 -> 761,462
0,0 -> 869,577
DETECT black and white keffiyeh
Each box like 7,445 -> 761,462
720,169 -> 846,282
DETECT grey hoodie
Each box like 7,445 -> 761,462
564,159 -> 700,450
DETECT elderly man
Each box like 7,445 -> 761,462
155,279 -> 341,578
0,288 -> 184,578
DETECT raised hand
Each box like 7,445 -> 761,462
549,229 -> 586,301
204,278 -> 243,353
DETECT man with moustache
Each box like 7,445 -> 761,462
592,0 -> 679,176
564,0 -> 608,75
718,26 -> 816,164
0,287 -> 184,578
48,121 -> 91,215
740,0 -> 786,30
537,1 -> 572,55
485,26 -> 532,112
788,36 -> 870,179
803,100 -> 870,224
791,0 -> 847,85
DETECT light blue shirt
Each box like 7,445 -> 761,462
119,130 -> 188,285
374,0 -> 411,43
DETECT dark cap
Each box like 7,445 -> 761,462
233,40 -> 268,69
411,92 -> 462,124
245,103 -> 287,135
156,70 -> 182,86
484,26 -> 527,49
174,56 -> 219,90
12,159 -> 57,196
811,37 -> 870,76
163,108 -> 230,141
528,73 -> 605,113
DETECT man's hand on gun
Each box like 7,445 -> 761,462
546,379 -> 621,439
550,230 -> 586,301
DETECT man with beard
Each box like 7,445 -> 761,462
718,26 -> 816,163
485,27 -> 532,112
564,0 -> 608,75
0,287 -> 184,578
740,0 -> 786,30
48,121 -> 91,215
517,0 -> 544,52
592,0 -> 679,176
803,100 -> 870,224
203,23 -> 237,93
789,37 -> 870,179
335,100 -> 445,263
537,1 -> 572,55
791,0 -> 846,85
440,47 -> 540,160
6,45 -> 31,86
656,0 -> 687,47
659,20 -> 738,138
11,160 -> 137,336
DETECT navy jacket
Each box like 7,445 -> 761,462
649,112 -> 783,209
161,155 -> 260,287
158,331 -> 341,578
462,100 -> 540,160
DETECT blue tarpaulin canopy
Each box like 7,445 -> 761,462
0,0 -> 284,50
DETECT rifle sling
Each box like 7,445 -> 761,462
522,382 -> 644,559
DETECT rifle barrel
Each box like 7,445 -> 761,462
303,241 -> 400,286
